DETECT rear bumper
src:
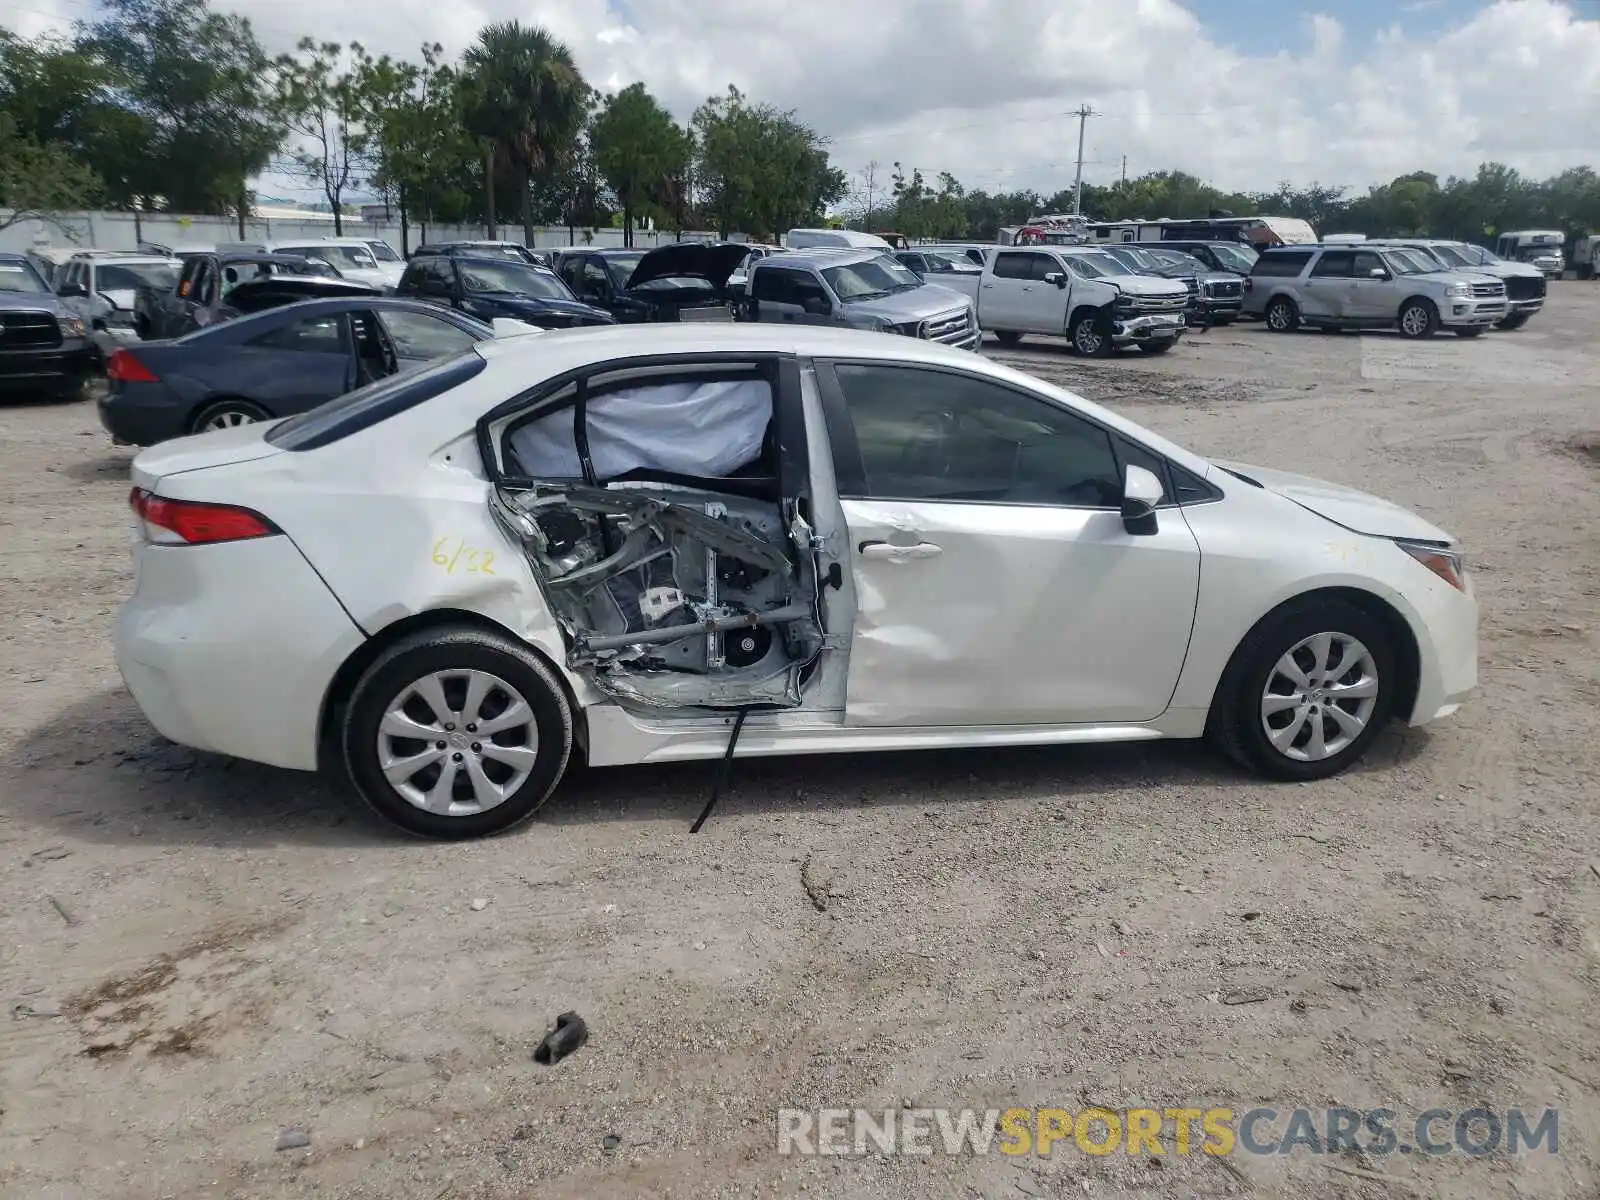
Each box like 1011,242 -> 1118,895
98,384 -> 191,447
116,535 -> 366,770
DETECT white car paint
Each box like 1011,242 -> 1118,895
116,324 -> 1477,833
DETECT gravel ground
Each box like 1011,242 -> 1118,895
2,290 -> 1598,1200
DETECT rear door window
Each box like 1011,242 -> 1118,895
1251,251 -> 1313,278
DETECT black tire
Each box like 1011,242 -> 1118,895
993,330 -> 1022,347
1069,310 -> 1111,357
1137,340 -> 1174,355
189,398 -> 271,435
1397,298 -> 1438,339
1454,328 -> 1485,339
1264,296 -> 1300,333
1207,598 -> 1398,782
1496,313 -> 1530,331
342,626 -> 573,839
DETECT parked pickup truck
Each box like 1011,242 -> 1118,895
978,245 -> 1191,355
742,249 -> 978,349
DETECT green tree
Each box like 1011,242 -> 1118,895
0,116 -> 104,232
274,38 -> 364,233
461,22 -> 590,244
589,83 -> 692,246
692,86 -> 845,240
73,0 -> 282,215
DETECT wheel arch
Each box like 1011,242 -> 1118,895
316,608 -> 587,772
1207,585 -> 1421,726
1066,302 -> 1107,333
1399,294 -> 1438,315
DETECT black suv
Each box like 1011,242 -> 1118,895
0,252 -> 98,399
1150,240 -> 1260,276
394,255 -> 613,329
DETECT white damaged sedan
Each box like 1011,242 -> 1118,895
116,324 -> 1477,838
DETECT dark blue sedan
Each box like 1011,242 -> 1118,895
98,296 -> 497,446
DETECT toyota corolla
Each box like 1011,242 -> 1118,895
115,324 -> 1477,838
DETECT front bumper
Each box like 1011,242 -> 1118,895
1111,312 -> 1185,345
1505,299 -> 1545,315
1406,572 -> 1478,727
1187,298 -> 1243,323
1439,298 -> 1507,328
117,534 -> 366,771
0,339 -> 98,394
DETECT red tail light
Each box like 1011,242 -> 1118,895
107,350 -> 159,383
129,488 -> 278,545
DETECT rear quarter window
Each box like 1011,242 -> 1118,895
265,350 -> 488,451
1251,251 -> 1313,278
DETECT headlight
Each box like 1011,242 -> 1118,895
58,315 -> 86,338
1445,283 -> 1471,298
1112,292 -> 1136,312
1397,540 -> 1467,591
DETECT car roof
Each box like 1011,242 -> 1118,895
761,248 -> 882,268
421,253 -> 553,271
474,321 -> 965,369
82,254 -> 175,265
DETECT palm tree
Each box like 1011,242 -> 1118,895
461,22 -> 589,245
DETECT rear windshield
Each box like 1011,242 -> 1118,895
266,351 -> 489,451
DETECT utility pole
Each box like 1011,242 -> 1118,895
1121,155 -> 1127,188
1072,104 -> 1094,216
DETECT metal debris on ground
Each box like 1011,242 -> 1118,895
532,1011 -> 588,1065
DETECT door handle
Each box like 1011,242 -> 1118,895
981,283 -> 994,289
859,540 -> 942,560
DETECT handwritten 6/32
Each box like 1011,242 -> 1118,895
432,536 -> 496,575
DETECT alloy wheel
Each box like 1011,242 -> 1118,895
1074,318 -> 1104,355
1400,304 -> 1431,337
1259,632 -> 1380,763
377,669 -> 540,815
202,409 -> 260,432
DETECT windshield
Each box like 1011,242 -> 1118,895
458,260 -> 571,299
1208,243 -> 1258,271
98,262 -> 180,291
1517,245 -> 1561,261
1063,251 -> 1127,279
1105,246 -> 1163,272
1150,249 -> 1206,272
0,260 -> 50,292
1382,249 -> 1433,275
365,241 -> 402,263
821,255 -> 923,300
603,251 -> 646,287
1417,244 -> 1468,268
282,244 -> 378,271
1454,243 -> 1498,265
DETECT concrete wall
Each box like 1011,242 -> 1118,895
0,210 -> 747,254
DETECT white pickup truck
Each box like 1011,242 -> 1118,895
976,245 -> 1191,355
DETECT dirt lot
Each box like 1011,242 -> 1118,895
2,291 -> 1598,1200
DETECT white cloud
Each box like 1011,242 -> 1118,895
5,0 -> 1598,200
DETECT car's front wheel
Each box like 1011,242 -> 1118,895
1208,598 -> 1398,781
343,627 -> 574,839
1397,298 -> 1439,339
1070,311 -> 1111,357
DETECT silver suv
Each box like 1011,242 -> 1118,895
1362,238 -> 1544,330
1243,243 -> 1507,338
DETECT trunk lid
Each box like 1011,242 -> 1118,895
1214,460 -> 1454,542
131,422 -> 284,490
625,242 -> 752,290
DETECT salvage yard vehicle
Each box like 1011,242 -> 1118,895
891,248 -> 983,301
743,249 -> 978,349
137,252 -> 372,340
413,240 -> 548,268
99,296 -> 500,444
114,323 -> 1478,839
1494,230 -> 1565,279
0,252 -> 97,399
52,252 -> 179,360
394,255 -> 614,330
1098,244 -> 1244,326
553,243 -> 745,323
783,228 -> 893,251
1574,233 -> 1600,280
1244,244 -> 1507,338
1363,238 -> 1546,329
979,245 -> 1190,355
1152,240 -> 1259,276
725,244 -> 782,305
1089,215 -> 1317,250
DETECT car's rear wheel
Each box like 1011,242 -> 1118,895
191,398 -> 270,434
1070,311 -> 1111,357
1397,298 -> 1438,339
993,330 -> 1022,347
343,627 -> 573,839
1264,297 -> 1299,333
1208,598 -> 1398,781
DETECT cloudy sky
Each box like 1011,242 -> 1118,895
6,0 -> 1599,205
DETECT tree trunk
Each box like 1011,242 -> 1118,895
520,161 -> 535,247
623,202 -> 632,248
399,182 -> 410,256
237,187 -> 247,239
484,144 -> 498,240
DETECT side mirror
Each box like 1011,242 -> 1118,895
1043,271 -> 1067,289
1368,267 -> 1389,279
801,295 -> 832,316
59,282 -> 88,298
1121,464 -> 1163,535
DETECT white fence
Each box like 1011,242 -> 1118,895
0,209 -> 747,254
